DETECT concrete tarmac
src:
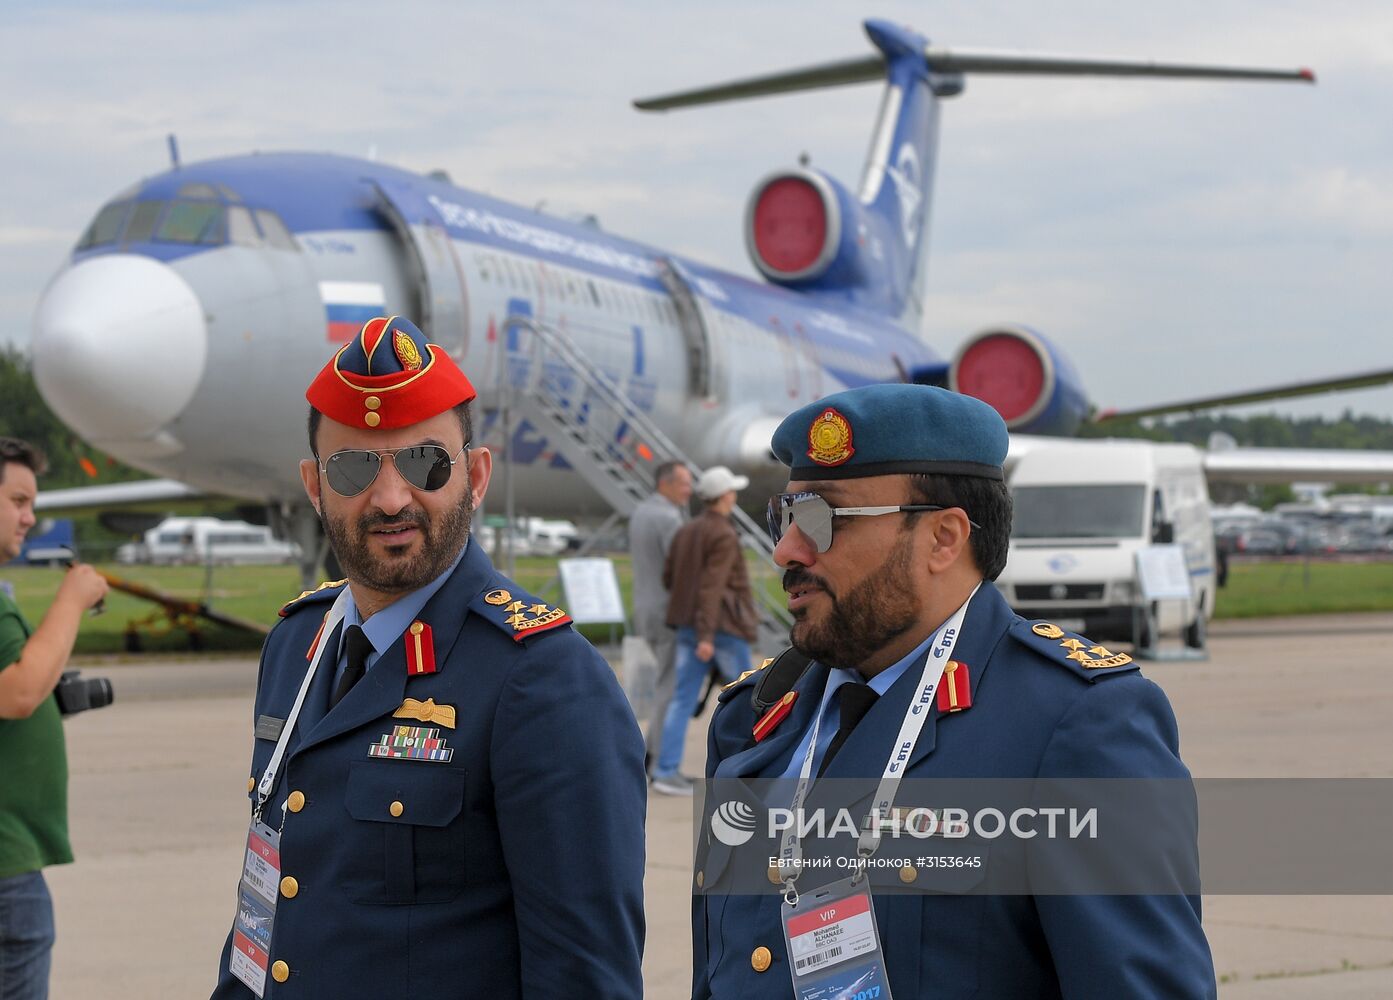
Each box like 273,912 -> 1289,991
45,613 -> 1393,998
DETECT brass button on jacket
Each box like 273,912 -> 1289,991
287,790 -> 306,813
280,876 -> 299,899
751,946 -> 772,973
271,960 -> 290,983
389,800 -> 405,818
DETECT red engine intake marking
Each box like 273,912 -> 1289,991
954,332 -> 1047,424
751,177 -> 827,275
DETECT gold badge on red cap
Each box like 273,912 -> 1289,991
807,408 -> 854,466
394,330 -> 422,371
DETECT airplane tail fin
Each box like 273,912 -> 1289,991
635,21 -> 1312,334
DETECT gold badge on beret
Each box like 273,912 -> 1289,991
807,407 -> 854,467
394,329 -> 423,371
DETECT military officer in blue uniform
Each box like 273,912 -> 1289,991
211,317 -> 645,999
692,384 -> 1214,998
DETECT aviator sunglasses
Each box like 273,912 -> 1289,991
765,491 -> 978,553
320,444 -> 469,497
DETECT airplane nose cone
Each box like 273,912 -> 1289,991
32,255 -> 207,447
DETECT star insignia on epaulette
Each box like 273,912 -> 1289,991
505,599 -> 569,635
1060,640 -> 1132,669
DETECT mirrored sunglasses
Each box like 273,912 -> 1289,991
765,491 -> 968,553
321,444 -> 467,498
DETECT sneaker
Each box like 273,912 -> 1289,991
650,773 -> 695,797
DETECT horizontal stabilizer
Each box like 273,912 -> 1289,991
634,48 -> 1312,111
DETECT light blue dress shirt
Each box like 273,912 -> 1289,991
331,540 -> 469,688
777,629 -> 941,782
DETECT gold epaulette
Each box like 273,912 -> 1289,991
278,579 -> 347,618
1012,620 -> 1138,680
723,657 -> 775,691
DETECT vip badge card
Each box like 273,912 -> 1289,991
781,879 -> 893,1000
230,822 -> 281,997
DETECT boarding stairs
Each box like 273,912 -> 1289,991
496,314 -> 792,650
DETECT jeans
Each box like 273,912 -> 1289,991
0,871 -> 54,1000
652,627 -> 752,779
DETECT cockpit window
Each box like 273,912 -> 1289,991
254,209 -> 298,251
156,201 -> 225,244
76,201 -> 130,249
123,201 -> 166,244
75,186 -> 292,253
227,206 -> 260,246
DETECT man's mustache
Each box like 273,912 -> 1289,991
360,510 -> 428,531
783,567 -> 834,600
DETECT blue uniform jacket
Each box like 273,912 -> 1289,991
693,582 -> 1215,999
211,540 -> 646,999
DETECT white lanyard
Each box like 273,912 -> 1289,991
254,589 -> 351,816
778,584 -> 979,896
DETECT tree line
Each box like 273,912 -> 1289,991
1079,410 -> 1393,451
1,345 -> 148,489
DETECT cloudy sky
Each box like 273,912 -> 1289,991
3,0 -> 1390,420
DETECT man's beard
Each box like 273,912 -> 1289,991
783,537 -> 920,670
323,491 -> 472,596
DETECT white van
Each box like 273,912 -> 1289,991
997,440 -> 1216,648
486,518 -> 580,557
118,516 -> 301,566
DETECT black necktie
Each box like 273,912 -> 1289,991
331,625 -> 373,709
817,683 -> 880,778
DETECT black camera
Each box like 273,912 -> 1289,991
54,670 -> 114,716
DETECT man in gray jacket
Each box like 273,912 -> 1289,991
650,466 -> 757,795
627,461 -> 691,776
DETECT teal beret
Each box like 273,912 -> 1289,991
771,384 -> 1008,481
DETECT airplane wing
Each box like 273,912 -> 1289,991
35,478 -> 204,513
1201,445 -> 1393,486
1095,367 -> 1393,423
1006,434 -> 1393,486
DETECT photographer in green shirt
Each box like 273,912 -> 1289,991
0,438 -> 107,1000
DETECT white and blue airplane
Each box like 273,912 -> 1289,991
27,19 -> 1390,576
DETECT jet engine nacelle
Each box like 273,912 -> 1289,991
744,168 -> 875,287
949,325 -> 1090,437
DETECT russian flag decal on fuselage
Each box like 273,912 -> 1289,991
320,280 -> 386,342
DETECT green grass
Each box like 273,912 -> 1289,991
7,555 -> 1385,656
1214,559 -> 1393,619
0,556 -> 653,655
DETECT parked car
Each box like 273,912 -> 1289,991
1334,524 -> 1386,554
1233,527 -> 1285,556
14,519 -> 75,566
